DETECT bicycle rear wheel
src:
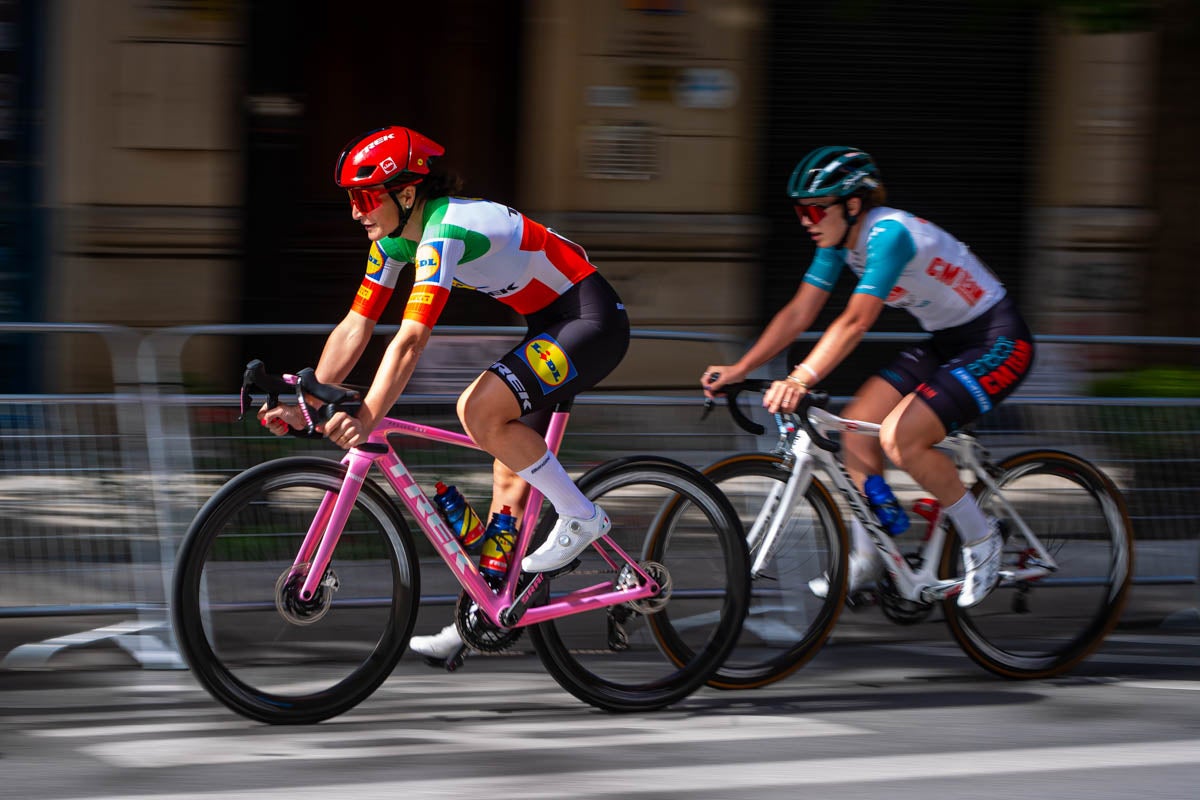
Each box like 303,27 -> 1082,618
701,452 -> 848,688
940,449 -> 1134,678
528,456 -> 750,712
172,457 -> 420,724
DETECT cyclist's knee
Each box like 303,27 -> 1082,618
881,407 -> 942,467
879,421 -> 905,467
458,375 -> 519,438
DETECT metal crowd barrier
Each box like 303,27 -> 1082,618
0,323 -> 1197,668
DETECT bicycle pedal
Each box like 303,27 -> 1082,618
443,645 -> 469,672
541,558 -> 582,579
845,589 -> 878,610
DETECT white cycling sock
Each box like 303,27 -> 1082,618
517,449 -> 595,520
945,492 -> 990,545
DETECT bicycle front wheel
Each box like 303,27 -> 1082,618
701,452 -> 848,688
529,456 -> 750,712
940,449 -> 1134,678
172,457 -> 420,724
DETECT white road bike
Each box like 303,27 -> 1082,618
702,381 -> 1133,688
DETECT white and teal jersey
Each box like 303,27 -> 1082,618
802,206 -> 1006,331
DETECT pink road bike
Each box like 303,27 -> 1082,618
171,361 -> 749,724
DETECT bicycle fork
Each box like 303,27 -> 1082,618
747,445 -> 816,578
289,444 -> 386,603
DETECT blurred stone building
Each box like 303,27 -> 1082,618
9,0 -> 1198,392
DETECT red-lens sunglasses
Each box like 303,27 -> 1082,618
347,186 -> 393,215
793,201 -> 835,225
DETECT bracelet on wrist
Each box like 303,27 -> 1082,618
785,374 -> 810,389
795,362 -> 819,383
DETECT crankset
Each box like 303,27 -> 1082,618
454,592 -> 524,653
877,554 -> 935,625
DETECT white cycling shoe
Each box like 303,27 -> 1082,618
409,623 -> 463,661
809,547 -> 883,599
521,504 -> 610,573
958,519 -> 1003,608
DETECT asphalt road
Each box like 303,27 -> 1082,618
3,623 -> 1199,800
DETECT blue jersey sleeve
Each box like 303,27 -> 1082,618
802,247 -> 845,292
853,220 -> 916,299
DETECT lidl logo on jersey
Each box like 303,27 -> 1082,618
366,243 -> 385,276
415,241 -> 443,282
521,335 -> 577,391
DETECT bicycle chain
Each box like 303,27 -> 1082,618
454,560 -> 668,652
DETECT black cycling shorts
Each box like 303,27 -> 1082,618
487,272 -> 630,431
878,295 -> 1035,433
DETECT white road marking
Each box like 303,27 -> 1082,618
54,739 -> 1200,800
76,714 -> 865,768
1122,680 -> 1200,692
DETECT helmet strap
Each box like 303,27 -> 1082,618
385,190 -> 415,239
835,198 -> 857,248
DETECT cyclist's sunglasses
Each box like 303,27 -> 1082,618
347,185 -> 393,215
793,200 -> 837,225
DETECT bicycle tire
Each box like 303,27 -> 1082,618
172,456 -> 420,724
940,449 -> 1134,679
699,452 -> 848,688
528,456 -> 750,712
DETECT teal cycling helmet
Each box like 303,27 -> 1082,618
787,146 -> 880,200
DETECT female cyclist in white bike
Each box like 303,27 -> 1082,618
259,126 -> 630,658
702,146 -> 1035,608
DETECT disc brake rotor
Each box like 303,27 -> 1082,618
618,560 -> 672,615
274,566 -> 338,625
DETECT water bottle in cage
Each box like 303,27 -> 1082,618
479,506 -> 518,590
863,474 -> 910,536
433,482 -> 486,553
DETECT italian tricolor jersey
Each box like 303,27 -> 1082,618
350,196 -> 597,327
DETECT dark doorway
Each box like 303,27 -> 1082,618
762,1 -> 1041,393
240,1 -> 525,380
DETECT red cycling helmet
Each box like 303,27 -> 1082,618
334,126 -> 445,189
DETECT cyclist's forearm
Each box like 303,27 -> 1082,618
359,323 -> 429,428
792,294 -> 883,381
315,312 -> 374,384
800,317 -> 867,379
735,294 -> 823,373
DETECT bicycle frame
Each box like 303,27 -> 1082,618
286,410 -> 660,629
748,406 -> 1060,604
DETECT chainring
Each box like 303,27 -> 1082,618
877,554 -> 935,625
454,592 -> 524,653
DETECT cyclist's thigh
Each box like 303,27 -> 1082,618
876,342 -> 942,403
488,274 -> 630,415
844,374 -> 906,423
917,299 -> 1035,432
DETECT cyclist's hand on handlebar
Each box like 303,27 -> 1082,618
701,365 -> 745,399
763,378 -> 808,414
323,409 -> 369,450
258,402 -> 305,436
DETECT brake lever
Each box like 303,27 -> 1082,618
293,378 -> 317,436
699,371 -> 721,422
